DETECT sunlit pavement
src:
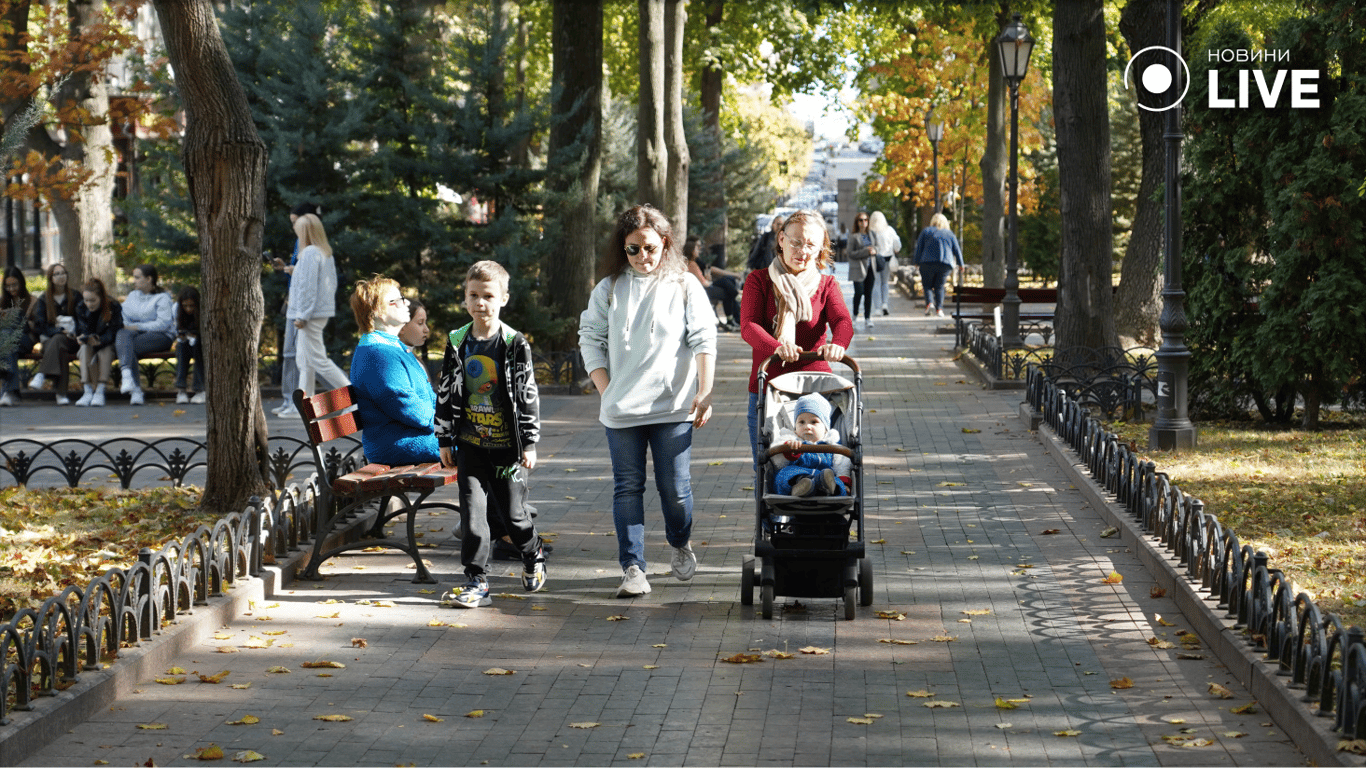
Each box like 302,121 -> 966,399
13,278 -> 1305,767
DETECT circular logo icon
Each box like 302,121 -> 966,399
1123,45 -> 1190,112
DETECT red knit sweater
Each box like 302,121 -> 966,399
739,269 -> 855,393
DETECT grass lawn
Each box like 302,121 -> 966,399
1106,416 -> 1366,630
0,485 -> 219,622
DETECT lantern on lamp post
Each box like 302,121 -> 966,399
926,111 -> 944,213
996,12 -> 1034,350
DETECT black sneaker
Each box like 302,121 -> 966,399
522,544 -> 547,592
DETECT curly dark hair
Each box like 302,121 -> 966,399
598,204 -> 684,282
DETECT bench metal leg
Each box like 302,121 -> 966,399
299,490 -> 441,584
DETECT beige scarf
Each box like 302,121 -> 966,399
767,255 -> 822,345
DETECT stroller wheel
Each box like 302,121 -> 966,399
858,557 -> 874,607
761,583 -> 774,620
741,555 -> 755,606
843,586 -> 856,621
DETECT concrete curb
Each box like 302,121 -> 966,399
956,346 -> 1025,390
0,530 -> 337,765
1027,407 -> 1362,768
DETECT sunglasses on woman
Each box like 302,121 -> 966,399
625,243 -> 660,257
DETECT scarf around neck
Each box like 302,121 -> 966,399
767,255 -> 821,345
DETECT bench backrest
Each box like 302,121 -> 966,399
294,386 -> 364,446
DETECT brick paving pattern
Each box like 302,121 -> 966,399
10,277 -> 1307,767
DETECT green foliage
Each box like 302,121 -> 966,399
1185,4 -> 1366,424
1018,115 -> 1061,285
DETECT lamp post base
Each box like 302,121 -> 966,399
1148,423 -> 1198,451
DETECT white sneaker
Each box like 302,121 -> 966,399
276,403 -> 299,419
75,388 -> 94,407
190,392 -> 206,404
28,373 -> 44,389
129,389 -> 144,406
119,369 -> 135,394
866,318 -> 875,330
616,565 -> 651,597
671,543 -> 697,581
55,394 -> 70,406
91,389 -> 106,407
176,391 -> 190,404
0,392 -> 14,407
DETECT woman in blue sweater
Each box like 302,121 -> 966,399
348,276 -> 439,465
913,212 -> 965,317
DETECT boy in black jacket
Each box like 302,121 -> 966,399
435,261 -> 545,608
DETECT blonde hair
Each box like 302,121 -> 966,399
294,213 -> 332,257
929,212 -> 950,230
776,209 -> 833,271
467,260 -> 510,295
351,275 -> 400,334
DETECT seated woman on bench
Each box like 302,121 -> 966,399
116,264 -> 175,405
348,276 -> 439,466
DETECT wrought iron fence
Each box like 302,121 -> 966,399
1027,365 -> 1366,742
0,435 -> 365,726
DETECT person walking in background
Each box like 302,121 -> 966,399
349,276 -> 439,466
173,286 -> 205,404
868,211 -> 902,316
579,204 -> 716,599
288,212 -> 350,407
845,212 -> 877,330
913,212 -> 965,317
73,279 -> 122,407
28,263 -> 79,404
747,214 -> 785,272
739,208 -> 853,470
115,264 -> 175,405
0,266 -> 34,406
270,202 -> 321,417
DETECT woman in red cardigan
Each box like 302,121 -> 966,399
740,208 -> 855,469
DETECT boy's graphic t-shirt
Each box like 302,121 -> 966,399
458,333 -> 513,450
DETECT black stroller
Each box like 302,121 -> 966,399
741,352 -> 872,620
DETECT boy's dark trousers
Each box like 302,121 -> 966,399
456,445 -> 538,577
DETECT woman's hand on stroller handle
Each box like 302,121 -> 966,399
816,343 -> 845,362
776,339 -> 801,363
765,443 -> 854,459
759,350 -> 861,376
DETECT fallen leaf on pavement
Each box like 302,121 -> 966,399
301,661 -> 345,669
627,753 -> 646,759
906,690 -> 935,698
154,676 -> 185,685
1150,586 -> 1167,598
483,668 -> 516,675
232,751 -> 265,763
1110,677 -> 1134,689
721,653 -> 763,664
266,666 -> 290,674
351,638 -> 368,648
1040,529 -> 1060,535
878,638 -> 918,645
847,717 -> 876,724
961,609 -> 991,616
314,714 -> 353,722
1223,731 -> 1247,738
230,683 -> 251,690
1101,571 -> 1123,584
799,646 -> 830,655
216,647 -> 239,654
1230,702 -> 1258,714
1055,730 -> 1082,737
995,698 -> 1017,709
875,610 -> 906,620
1208,683 -> 1235,699
1155,615 -> 1175,627
924,701 -> 960,708
929,634 -> 957,642
225,715 -> 259,726
193,744 -> 225,761
606,615 -> 628,621
136,723 -> 168,730
569,722 -> 599,729
1100,527 -> 1118,538
197,671 -> 230,684
961,428 -> 981,433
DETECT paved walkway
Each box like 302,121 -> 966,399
10,279 -> 1307,767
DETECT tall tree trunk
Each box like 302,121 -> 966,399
512,11 -> 532,169
979,4 -> 1010,288
699,0 -> 726,257
1114,0 -> 1164,347
547,0 -> 603,350
152,0 -> 271,512
1053,0 -> 1119,366
0,0 -> 116,289
636,0 -> 666,209
663,0 -> 688,233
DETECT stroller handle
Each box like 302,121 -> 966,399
759,350 -> 860,377
765,443 -> 854,459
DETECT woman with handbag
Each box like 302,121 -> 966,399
845,212 -> 878,330
868,211 -> 902,316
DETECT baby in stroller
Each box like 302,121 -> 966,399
770,393 -> 851,497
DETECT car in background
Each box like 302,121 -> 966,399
858,138 -> 884,155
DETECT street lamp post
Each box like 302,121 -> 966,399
926,112 -> 944,213
1149,0 -> 1198,450
996,12 -> 1034,350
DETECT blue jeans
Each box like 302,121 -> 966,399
115,329 -> 174,388
748,391 -> 764,471
605,422 -> 694,572
919,263 -> 952,311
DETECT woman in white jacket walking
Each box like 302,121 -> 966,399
579,204 -> 717,599
868,211 -> 902,316
115,264 -> 175,405
287,213 -> 349,409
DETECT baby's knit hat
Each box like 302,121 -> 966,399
793,394 -> 831,427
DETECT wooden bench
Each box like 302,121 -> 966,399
14,343 -> 181,393
952,286 -> 1061,347
293,385 -> 458,583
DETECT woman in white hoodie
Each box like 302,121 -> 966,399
114,264 -> 175,405
579,204 -> 717,599
287,213 -> 350,407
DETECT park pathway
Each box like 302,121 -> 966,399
13,276 -> 1306,767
